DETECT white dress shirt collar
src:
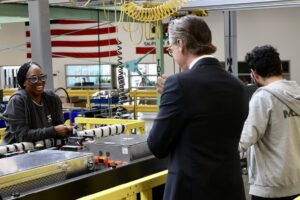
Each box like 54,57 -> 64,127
189,55 -> 215,70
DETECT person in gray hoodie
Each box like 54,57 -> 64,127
239,45 -> 300,200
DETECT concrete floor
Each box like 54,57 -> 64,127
139,112 -> 251,199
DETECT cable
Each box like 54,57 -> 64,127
121,0 -> 189,22
54,87 -> 71,103
144,23 -> 153,40
128,23 -> 144,45
114,39 -> 127,119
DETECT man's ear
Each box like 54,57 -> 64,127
177,39 -> 184,52
250,69 -> 258,84
250,69 -> 258,79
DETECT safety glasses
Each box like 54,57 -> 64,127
167,44 -> 174,57
26,74 -> 47,84
166,39 -> 179,58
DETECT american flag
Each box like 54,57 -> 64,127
136,46 -> 169,54
25,19 -> 119,59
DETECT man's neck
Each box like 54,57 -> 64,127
187,54 -> 214,70
263,75 -> 283,86
187,54 -> 201,66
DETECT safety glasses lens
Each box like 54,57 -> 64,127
27,75 -> 47,84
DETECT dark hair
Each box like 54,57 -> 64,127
245,45 -> 282,78
168,15 -> 216,55
17,61 -> 41,89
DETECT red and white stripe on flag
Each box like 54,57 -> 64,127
26,19 -> 118,59
136,47 -> 169,54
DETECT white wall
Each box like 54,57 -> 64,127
203,11 -> 225,60
0,23 -> 27,89
197,7 -> 300,83
237,7 -> 300,82
1,6 -> 300,88
0,23 -> 27,65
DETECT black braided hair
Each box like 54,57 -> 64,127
17,61 -> 41,89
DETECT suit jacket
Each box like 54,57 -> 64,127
148,58 -> 248,200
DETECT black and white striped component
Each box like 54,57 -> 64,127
0,142 -> 34,155
77,124 -> 125,138
0,138 -> 65,155
34,138 -> 65,148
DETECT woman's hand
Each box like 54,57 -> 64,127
54,124 -> 73,137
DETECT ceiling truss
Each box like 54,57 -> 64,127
1,0 -> 300,24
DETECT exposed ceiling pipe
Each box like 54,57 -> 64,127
0,0 -> 73,3
183,0 -> 300,11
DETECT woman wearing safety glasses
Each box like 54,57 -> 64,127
2,62 -> 72,144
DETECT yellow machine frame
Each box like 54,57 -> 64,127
74,117 -> 145,134
66,90 -> 96,108
2,89 -> 159,120
78,170 -> 168,200
128,90 -> 158,119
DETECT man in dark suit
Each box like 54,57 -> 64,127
147,15 -> 248,200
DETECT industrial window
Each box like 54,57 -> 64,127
65,64 -> 116,89
220,61 -> 290,84
129,63 -> 157,89
0,66 -> 20,89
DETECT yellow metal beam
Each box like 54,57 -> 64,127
67,89 -> 98,108
129,90 -> 157,98
3,88 -> 17,96
0,128 -> 5,143
135,105 -> 158,112
2,89 -> 159,115
130,90 -> 158,119
77,170 -> 168,200
74,117 -> 145,134
140,190 -> 152,200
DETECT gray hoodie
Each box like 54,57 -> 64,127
239,79 -> 300,198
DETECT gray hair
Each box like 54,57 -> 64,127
168,15 -> 216,55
